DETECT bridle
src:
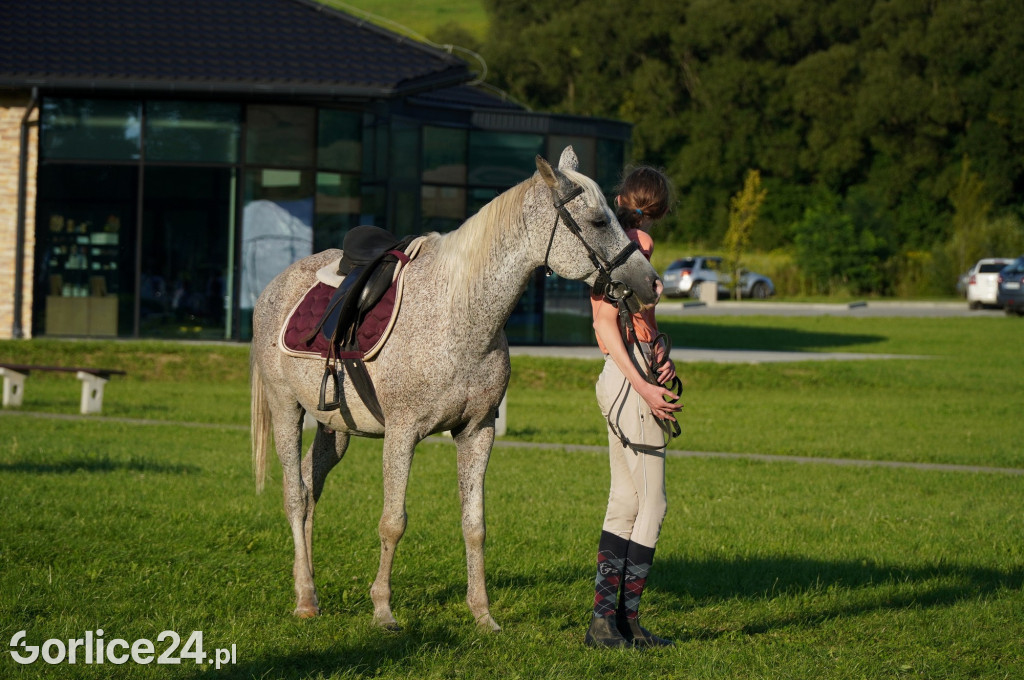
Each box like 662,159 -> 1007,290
543,182 -> 642,314
543,181 -> 683,438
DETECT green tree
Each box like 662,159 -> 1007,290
792,192 -> 892,295
479,0 -> 1024,274
948,156 -> 993,276
724,170 -> 767,299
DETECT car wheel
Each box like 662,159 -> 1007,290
969,300 -> 981,310
688,282 -> 703,299
750,282 -> 769,299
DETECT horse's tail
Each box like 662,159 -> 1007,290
250,350 -> 271,494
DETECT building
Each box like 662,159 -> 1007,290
0,0 -> 630,344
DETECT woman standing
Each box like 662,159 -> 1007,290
585,166 -> 680,649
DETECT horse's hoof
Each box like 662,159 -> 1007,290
293,605 -> 320,618
475,614 -> 501,633
372,613 -> 402,632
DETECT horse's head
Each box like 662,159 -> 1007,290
535,147 -> 662,311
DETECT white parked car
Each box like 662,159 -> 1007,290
966,258 -> 1014,309
662,256 -> 775,299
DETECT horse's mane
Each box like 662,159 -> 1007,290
435,177 -> 533,309
433,166 -> 607,310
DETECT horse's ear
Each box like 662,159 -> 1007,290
558,146 -> 579,172
536,154 -> 560,189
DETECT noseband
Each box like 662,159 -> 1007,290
543,183 -> 642,313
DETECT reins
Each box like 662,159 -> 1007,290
616,307 -> 683,440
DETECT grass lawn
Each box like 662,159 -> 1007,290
1,314 -> 1022,678
321,0 -> 489,41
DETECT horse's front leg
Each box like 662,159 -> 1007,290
370,431 -> 417,631
454,422 -> 500,632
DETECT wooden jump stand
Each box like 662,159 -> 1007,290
0,364 -> 126,415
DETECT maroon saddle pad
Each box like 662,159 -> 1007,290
281,280 -> 398,359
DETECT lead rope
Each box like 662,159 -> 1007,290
615,301 -> 683,440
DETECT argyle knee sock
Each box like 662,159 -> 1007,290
620,542 -> 656,619
593,531 -> 629,617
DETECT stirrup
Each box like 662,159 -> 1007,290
318,365 -> 341,411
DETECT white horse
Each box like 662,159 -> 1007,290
250,147 -> 662,631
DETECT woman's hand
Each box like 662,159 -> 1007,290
652,342 -> 676,386
635,379 -> 681,422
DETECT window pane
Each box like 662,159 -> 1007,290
543,275 -> 595,345
468,132 -> 544,187
246,105 -> 315,166
359,184 -> 387,226
506,272 -> 543,344
391,188 -> 418,236
422,126 -> 467,184
596,138 -> 626,193
389,119 -> 420,181
34,165 -> 137,337
421,185 -> 466,232
145,101 -> 241,163
362,117 -> 389,180
315,172 -> 362,248
40,98 -> 141,161
318,109 -> 362,172
240,169 -> 314,338
140,167 -> 233,339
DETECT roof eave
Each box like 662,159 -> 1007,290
0,69 -> 474,101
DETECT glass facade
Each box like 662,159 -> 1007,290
317,110 -> 362,172
34,164 -> 137,337
246,105 -> 316,167
145,101 -> 241,164
33,94 -> 628,344
468,131 -> 545,187
40,98 -> 141,161
140,167 -> 234,338
239,168 -> 314,339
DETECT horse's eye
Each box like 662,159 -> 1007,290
592,217 -> 608,229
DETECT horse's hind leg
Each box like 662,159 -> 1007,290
370,431 -> 417,631
300,427 -> 350,582
269,399 -> 320,617
454,424 -> 501,632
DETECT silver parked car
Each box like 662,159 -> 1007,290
662,256 -> 775,299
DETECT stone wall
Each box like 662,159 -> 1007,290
0,90 -> 37,339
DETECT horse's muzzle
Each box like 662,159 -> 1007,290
636,275 -> 663,311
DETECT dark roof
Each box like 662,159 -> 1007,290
0,0 -> 473,99
410,84 -> 527,112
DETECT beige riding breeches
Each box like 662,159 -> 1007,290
595,342 -> 668,548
